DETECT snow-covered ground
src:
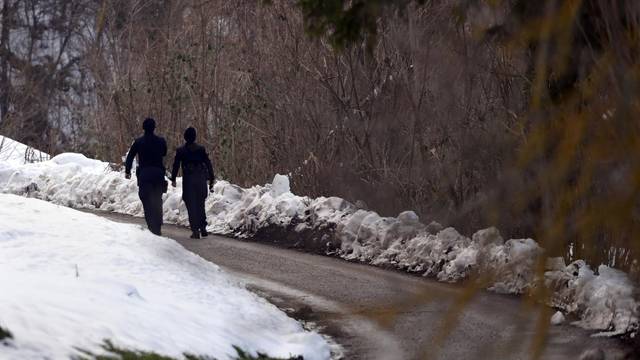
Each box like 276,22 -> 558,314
0,193 -> 330,360
0,135 -> 49,165
0,136 -> 637,338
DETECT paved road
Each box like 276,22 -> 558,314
94,211 -> 631,360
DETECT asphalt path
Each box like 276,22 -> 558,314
92,211 -> 632,360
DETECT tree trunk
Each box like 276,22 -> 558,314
0,0 -> 11,124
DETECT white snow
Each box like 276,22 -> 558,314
0,135 -> 49,165
270,174 -> 291,197
50,152 -> 105,169
0,135 -> 638,338
551,311 -> 565,325
0,194 -> 330,360
554,263 -> 638,336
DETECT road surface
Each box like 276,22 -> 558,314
93,211 -> 632,360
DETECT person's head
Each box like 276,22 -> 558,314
142,117 -> 156,134
184,127 -> 196,144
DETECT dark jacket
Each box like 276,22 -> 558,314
170,143 -> 214,183
125,133 -> 168,184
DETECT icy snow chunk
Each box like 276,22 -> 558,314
397,211 -> 419,224
472,227 -> 503,246
439,245 -> 479,282
270,174 -> 290,197
438,227 -> 467,243
378,217 -> 424,251
338,210 -> 370,244
507,238 -> 541,260
485,238 -> 542,294
357,213 -> 384,239
425,221 -> 444,234
572,265 -> 638,335
433,228 -> 475,281
349,213 -> 387,261
274,195 -> 306,220
551,311 -> 565,325
51,153 -> 106,170
436,227 -> 470,252
567,259 -> 588,276
393,234 -> 436,271
337,210 -> 396,261
309,196 -> 355,225
218,182 -> 244,202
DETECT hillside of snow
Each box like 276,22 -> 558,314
0,193 -> 330,360
0,135 -> 49,165
0,135 -> 637,338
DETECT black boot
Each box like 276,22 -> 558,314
190,231 -> 200,239
200,228 -> 209,238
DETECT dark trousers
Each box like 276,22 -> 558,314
182,173 -> 207,233
138,181 -> 164,235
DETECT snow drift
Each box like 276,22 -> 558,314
0,194 -> 330,360
0,136 -> 637,337
0,135 -> 49,165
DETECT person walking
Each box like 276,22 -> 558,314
125,117 -> 168,236
171,127 -> 215,239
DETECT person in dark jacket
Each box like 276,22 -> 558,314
171,127 -> 215,239
125,118 -> 168,236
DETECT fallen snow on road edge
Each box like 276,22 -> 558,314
0,137 -> 637,338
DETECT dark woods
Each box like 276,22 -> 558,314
0,0 -> 638,273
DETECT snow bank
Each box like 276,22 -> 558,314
0,194 -> 330,360
0,135 -> 49,165
0,135 -> 637,337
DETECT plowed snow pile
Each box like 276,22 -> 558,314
0,136 -> 637,337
